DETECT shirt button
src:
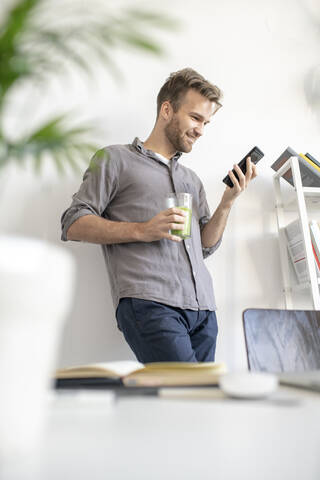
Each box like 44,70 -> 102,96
193,271 -> 196,276
186,245 -> 190,250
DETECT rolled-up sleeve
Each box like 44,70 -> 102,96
61,148 -> 118,241
198,179 -> 222,259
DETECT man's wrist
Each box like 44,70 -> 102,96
219,198 -> 234,212
134,222 -> 146,242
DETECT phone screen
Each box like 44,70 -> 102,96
223,146 -> 264,188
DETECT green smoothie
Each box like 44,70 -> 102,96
171,206 -> 192,238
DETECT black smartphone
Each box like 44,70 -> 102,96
223,146 -> 264,188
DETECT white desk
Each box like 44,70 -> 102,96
6,387 -> 320,480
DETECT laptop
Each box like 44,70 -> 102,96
242,308 -> 320,392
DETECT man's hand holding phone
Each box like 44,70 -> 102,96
201,147 -> 262,248
220,146 -> 263,206
221,156 -> 258,207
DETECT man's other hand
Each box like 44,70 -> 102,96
139,208 -> 186,243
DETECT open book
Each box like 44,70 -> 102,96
55,361 -> 227,387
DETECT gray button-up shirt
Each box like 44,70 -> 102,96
61,138 -> 221,311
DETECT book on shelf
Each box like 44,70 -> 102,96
299,153 -> 320,173
305,153 -> 320,170
312,243 -> 320,271
284,219 -> 309,283
284,219 -> 320,283
55,360 -> 227,387
271,147 -> 320,187
310,221 -> 320,270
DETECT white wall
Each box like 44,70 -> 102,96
1,0 -> 320,370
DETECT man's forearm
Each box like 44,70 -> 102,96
67,215 -> 143,244
201,200 -> 233,248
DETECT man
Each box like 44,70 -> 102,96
61,68 -> 257,363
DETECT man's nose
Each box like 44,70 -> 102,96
194,124 -> 204,137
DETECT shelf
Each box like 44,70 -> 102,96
273,154 -> 320,309
291,277 -> 320,292
283,195 -> 320,212
302,187 -> 320,196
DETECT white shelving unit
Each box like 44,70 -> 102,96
273,156 -> 320,309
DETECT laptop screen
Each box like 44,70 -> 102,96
243,309 -> 320,373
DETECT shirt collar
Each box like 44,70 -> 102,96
132,137 -> 182,163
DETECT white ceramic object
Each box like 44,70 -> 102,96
0,235 -> 76,470
219,371 -> 278,399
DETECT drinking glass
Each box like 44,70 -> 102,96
165,192 -> 192,239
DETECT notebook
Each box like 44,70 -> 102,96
242,308 -> 320,392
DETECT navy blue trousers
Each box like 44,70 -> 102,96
116,297 -> 218,363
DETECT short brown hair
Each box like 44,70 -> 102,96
156,68 -> 222,117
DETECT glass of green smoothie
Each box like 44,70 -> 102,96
166,192 -> 192,239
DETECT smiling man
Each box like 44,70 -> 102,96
61,68 -> 257,363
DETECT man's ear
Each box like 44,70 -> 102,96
160,101 -> 173,121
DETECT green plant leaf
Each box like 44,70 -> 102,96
2,115 -> 99,174
116,30 -> 164,55
0,0 -> 41,99
34,29 -> 92,76
124,8 -> 180,30
0,0 -> 179,176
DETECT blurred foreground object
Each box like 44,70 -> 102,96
0,234 -> 76,478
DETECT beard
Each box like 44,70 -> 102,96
164,116 -> 193,153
